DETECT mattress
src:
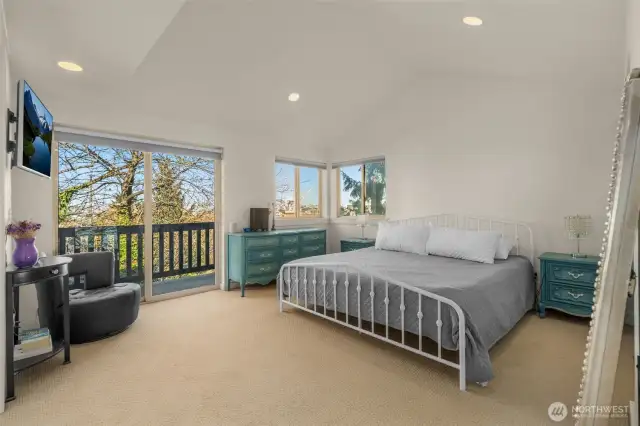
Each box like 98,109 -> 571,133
281,247 -> 535,383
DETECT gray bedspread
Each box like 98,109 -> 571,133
280,248 -> 534,383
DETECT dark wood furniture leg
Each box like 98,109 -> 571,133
13,287 -> 19,345
62,275 -> 70,364
5,274 -> 15,402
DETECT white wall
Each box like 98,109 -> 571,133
10,169 -> 52,328
327,74 -> 623,261
0,0 -> 10,412
629,0 -> 640,69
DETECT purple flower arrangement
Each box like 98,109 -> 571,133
6,220 -> 42,240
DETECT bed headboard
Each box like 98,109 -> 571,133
396,214 -> 535,265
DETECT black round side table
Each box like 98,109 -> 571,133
5,256 -> 73,402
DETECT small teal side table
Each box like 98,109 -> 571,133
538,252 -> 600,318
340,238 -> 376,252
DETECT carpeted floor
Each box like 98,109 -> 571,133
1,286 -> 634,426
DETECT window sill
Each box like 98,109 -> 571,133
275,218 -> 329,228
330,216 -> 386,226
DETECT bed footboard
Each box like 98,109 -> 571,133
278,262 -> 468,391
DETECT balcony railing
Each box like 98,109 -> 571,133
58,222 -> 215,283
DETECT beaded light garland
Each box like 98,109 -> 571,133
574,73 -> 632,424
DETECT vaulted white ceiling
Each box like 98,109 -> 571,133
4,0 -> 627,147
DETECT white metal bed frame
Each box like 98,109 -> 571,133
278,214 -> 534,391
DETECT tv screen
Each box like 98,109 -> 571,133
17,80 -> 53,178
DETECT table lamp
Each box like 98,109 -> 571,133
356,215 -> 368,239
565,214 -> 591,258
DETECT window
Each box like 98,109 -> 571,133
338,159 -> 386,217
275,162 -> 322,218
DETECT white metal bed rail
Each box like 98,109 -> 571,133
278,262 -> 468,391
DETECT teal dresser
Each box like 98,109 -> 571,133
226,228 -> 326,297
538,252 -> 600,318
341,238 -> 376,252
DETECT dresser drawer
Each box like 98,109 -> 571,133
300,244 -> 325,257
247,262 -> 279,277
245,236 -> 280,249
549,282 -> 594,307
548,263 -> 596,286
280,235 -> 299,246
247,248 -> 278,263
300,232 -> 325,243
281,246 -> 299,259
341,242 -> 361,252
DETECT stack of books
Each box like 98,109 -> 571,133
14,328 -> 52,361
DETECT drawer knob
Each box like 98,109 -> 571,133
567,291 -> 584,299
568,271 -> 584,279
50,268 -> 59,275
260,253 -> 271,258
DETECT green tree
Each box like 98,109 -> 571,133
340,161 -> 386,216
153,158 -> 185,224
58,144 -> 214,227
113,150 -> 144,225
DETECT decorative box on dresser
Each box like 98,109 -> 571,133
226,228 -> 326,297
538,252 -> 600,318
340,238 -> 376,252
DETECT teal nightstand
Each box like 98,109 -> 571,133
538,252 -> 600,318
340,238 -> 376,252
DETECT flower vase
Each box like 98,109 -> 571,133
12,238 -> 39,268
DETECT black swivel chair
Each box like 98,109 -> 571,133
66,252 -> 141,344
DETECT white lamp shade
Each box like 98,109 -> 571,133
356,215 -> 367,226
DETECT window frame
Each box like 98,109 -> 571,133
274,162 -> 323,219
336,160 -> 386,218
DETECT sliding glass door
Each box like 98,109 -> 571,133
55,132 -> 220,302
150,153 -> 215,297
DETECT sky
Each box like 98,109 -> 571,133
274,163 -> 320,206
340,165 -> 361,207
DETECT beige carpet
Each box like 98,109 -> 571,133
1,286 -> 634,426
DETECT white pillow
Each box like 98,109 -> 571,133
375,221 -> 430,255
495,236 -> 515,260
425,227 -> 501,264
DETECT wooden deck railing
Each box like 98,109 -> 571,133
58,223 -> 215,283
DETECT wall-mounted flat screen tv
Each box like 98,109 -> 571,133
17,80 -> 53,178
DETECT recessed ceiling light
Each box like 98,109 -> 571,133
288,92 -> 300,102
463,16 -> 483,26
57,61 -> 83,72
